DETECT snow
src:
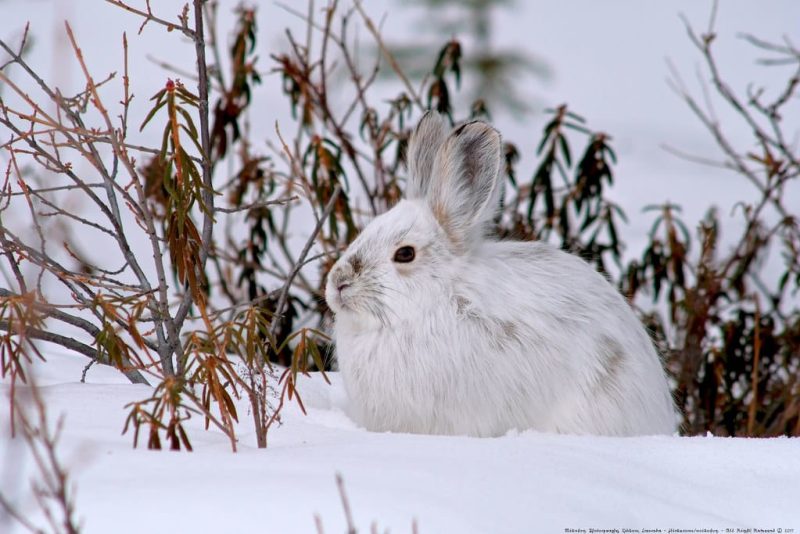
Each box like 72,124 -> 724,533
2,351 -> 799,533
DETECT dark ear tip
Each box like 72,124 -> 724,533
451,121 -> 501,152
453,120 -> 499,138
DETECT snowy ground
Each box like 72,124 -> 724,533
2,351 -> 799,534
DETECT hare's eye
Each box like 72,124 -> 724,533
393,246 -> 416,263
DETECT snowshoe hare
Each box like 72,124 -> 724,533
325,111 -> 676,437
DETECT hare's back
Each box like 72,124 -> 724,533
474,240 -> 628,326
473,240 -> 676,434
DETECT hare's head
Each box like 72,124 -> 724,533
325,111 -> 502,326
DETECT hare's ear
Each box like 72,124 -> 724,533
406,111 -> 450,199
428,121 -> 502,249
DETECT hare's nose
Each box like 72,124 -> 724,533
329,266 -> 352,292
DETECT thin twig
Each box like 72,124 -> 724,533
0,320 -> 148,384
335,473 -> 357,534
215,195 -> 298,213
103,0 -> 195,38
268,183 -> 342,339
353,1 -> 424,110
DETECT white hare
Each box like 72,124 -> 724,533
325,111 -> 676,437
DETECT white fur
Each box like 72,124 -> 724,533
325,112 -> 676,437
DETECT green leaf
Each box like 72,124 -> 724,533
180,125 -> 205,156
140,98 -> 168,132
558,134 -> 572,167
177,106 -> 199,139
160,123 -> 171,159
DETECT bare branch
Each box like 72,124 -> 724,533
214,196 -> 298,214
336,473 -> 357,534
103,0 -> 195,38
0,319 -> 148,384
170,0 -> 217,373
354,1 -> 424,110
269,183 -> 342,339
